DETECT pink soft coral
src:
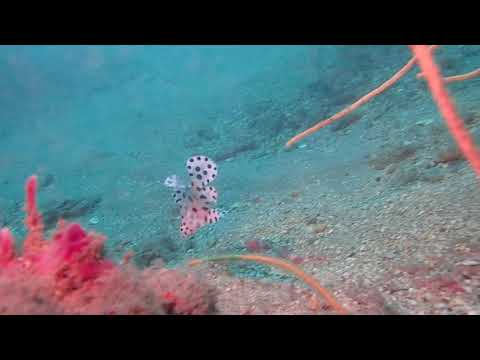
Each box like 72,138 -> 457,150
0,176 -> 215,315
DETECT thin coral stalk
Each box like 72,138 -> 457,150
417,68 -> 480,83
23,175 -> 46,254
0,228 -> 15,265
285,45 -> 439,149
410,45 -> 480,179
189,254 -> 349,315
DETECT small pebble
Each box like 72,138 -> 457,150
89,216 -> 100,225
457,260 -> 480,266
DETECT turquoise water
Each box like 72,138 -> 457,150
1,45 -> 479,277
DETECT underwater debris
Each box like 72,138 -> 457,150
306,223 -> 328,236
165,155 -> 221,238
368,145 -> 417,171
42,196 -> 102,230
244,239 -> 270,253
290,191 -> 301,199
214,142 -> 258,162
387,167 -> 420,187
0,176 -> 216,315
434,147 -> 464,165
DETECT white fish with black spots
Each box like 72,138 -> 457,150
165,155 -> 221,237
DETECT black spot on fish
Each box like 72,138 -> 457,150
203,170 -> 207,175
195,166 -> 201,172
197,156 -> 201,160
189,158 -> 194,162
192,208 -> 197,212
207,164 -> 212,169
197,174 -> 202,180
200,195 -> 206,199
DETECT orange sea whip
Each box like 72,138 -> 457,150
410,45 -> 480,179
417,67 -> 480,83
188,254 -> 349,315
285,45 -> 439,149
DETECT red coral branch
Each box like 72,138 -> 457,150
410,45 -> 480,179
